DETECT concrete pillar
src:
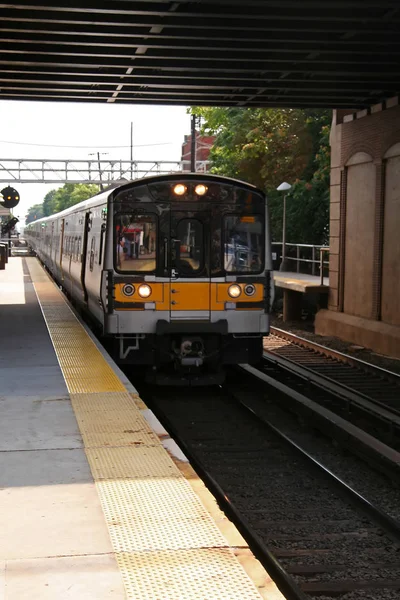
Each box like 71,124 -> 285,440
283,289 -> 302,321
316,99 -> 400,359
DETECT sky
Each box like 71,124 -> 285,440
0,100 -> 192,227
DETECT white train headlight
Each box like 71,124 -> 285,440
228,284 -> 241,298
195,184 -> 208,196
122,284 -> 135,296
138,284 -> 152,298
173,184 -> 187,196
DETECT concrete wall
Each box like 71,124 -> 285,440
382,149 -> 400,327
344,156 -> 376,319
315,100 -> 400,358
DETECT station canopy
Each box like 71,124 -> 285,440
0,0 -> 399,108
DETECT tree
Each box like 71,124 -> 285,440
53,183 -> 99,212
26,183 -> 100,224
42,189 -> 58,216
268,122 -> 331,244
285,124 -> 330,245
189,106 -> 331,244
25,203 -> 44,224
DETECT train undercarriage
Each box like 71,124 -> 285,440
112,329 -> 263,386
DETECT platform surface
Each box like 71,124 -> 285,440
0,258 -> 284,600
273,271 -> 329,293
0,258 -> 126,599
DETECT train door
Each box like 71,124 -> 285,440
49,221 -> 54,268
59,218 -> 65,281
169,209 -> 211,319
80,210 -> 91,303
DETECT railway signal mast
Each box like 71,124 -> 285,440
0,186 -> 21,254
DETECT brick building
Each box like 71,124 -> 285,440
315,99 -> 400,358
181,131 -> 215,171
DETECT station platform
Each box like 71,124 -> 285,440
0,257 -> 284,600
273,271 -> 329,321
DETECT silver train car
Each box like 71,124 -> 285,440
25,173 -> 274,384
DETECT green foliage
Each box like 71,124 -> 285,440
268,123 -> 330,244
26,183 -> 100,224
53,183 -> 100,212
25,203 -> 44,224
189,107 -> 331,244
42,189 -> 58,216
286,124 -> 330,244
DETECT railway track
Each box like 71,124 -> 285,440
267,327 -> 400,402
141,381 -> 400,600
261,328 -> 400,451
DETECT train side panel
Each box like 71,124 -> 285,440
84,203 -> 108,327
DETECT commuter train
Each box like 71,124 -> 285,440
25,174 -> 274,385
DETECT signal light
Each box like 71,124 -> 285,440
0,186 -> 20,209
1,216 -> 19,235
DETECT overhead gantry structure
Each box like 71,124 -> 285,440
0,0 -> 399,108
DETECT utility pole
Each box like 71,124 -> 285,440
97,152 -> 104,191
190,113 -> 196,172
130,121 -> 133,180
89,152 -> 107,191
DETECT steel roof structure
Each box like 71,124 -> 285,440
0,0 -> 399,108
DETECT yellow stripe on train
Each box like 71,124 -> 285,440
114,282 -> 263,310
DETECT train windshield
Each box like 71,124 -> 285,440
173,218 -> 203,274
115,213 -> 157,272
224,215 -> 264,273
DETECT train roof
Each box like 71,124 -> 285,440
25,173 -> 265,227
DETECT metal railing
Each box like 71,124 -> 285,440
272,242 -> 329,284
0,158 -> 211,184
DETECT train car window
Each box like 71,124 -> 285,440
99,223 -> 106,265
89,237 -> 95,272
174,219 -> 203,274
223,215 -> 264,273
115,214 -> 157,273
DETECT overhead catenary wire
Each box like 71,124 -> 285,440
0,140 -> 173,149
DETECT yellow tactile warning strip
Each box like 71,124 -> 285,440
118,548 -> 263,599
26,263 -> 125,394
26,258 -> 264,600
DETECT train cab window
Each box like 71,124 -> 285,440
223,215 -> 264,273
115,214 -> 157,272
173,219 -> 203,274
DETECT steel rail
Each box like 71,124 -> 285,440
270,326 -> 400,382
144,391 -> 309,600
239,363 -> 400,478
146,382 -> 400,598
263,349 -> 400,423
235,393 -> 400,544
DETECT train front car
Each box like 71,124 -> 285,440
109,174 -> 273,385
